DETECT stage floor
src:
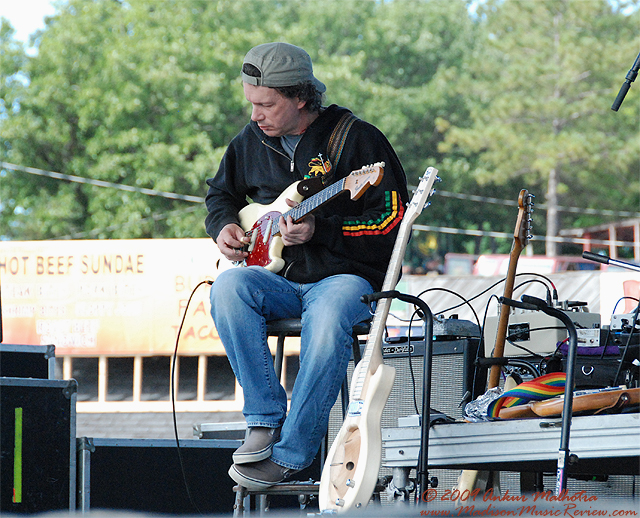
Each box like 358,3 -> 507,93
383,412 -> 640,475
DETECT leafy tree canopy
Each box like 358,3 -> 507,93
1,0 -> 638,266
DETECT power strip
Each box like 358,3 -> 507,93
485,309 -> 601,357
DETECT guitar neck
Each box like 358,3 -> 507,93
350,229 -> 407,400
273,178 -> 347,234
487,189 -> 532,389
487,244 -> 521,388
349,167 -> 438,400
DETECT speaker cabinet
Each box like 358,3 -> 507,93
329,334 -> 482,436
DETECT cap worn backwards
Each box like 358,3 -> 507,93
242,42 -> 326,93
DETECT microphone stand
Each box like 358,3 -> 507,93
611,51 -> 640,112
499,295 -> 578,496
582,251 -> 640,273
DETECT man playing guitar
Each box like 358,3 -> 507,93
205,42 -> 408,489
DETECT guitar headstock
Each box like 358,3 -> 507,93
344,162 -> 385,200
405,166 -> 440,224
514,189 -> 534,254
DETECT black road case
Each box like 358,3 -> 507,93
0,377 -> 77,513
76,437 -> 242,514
0,344 -> 56,379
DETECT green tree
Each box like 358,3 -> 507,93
1,0 -> 479,246
440,0 -> 640,255
0,0 -> 279,239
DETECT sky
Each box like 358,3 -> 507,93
0,0 -> 58,45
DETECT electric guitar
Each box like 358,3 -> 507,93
217,163 -> 384,273
455,189 -> 534,500
318,167 -> 440,512
499,386 -> 640,419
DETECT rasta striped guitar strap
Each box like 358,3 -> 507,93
327,112 -> 359,172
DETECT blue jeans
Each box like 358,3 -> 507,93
209,266 -> 373,470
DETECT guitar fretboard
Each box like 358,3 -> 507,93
272,178 -> 348,236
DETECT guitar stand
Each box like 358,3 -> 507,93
380,470 -> 415,502
365,290 -> 436,506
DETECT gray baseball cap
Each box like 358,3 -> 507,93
242,42 -> 326,93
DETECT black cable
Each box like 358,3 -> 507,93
432,272 -> 556,316
613,301 -> 640,386
513,279 -> 552,304
612,296 -> 640,315
416,286 -> 483,332
427,277 -> 505,315
170,279 -> 213,516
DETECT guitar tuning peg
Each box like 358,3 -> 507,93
436,176 -> 442,183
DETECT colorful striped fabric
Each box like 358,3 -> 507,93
342,190 -> 405,236
488,372 -> 567,419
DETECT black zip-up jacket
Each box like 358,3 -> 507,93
205,104 -> 409,291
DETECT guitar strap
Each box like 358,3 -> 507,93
326,112 -> 359,180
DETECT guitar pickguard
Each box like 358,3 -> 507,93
244,211 -> 285,270
236,183 -> 302,273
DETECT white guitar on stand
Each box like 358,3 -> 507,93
319,167 -> 440,512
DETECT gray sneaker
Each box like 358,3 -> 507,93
233,426 -> 281,464
228,458 -> 296,490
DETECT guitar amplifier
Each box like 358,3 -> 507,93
328,318 -> 483,435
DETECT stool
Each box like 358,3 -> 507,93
232,318 -> 370,516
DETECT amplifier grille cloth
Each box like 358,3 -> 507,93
328,351 -> 467,441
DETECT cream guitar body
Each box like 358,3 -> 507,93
319,166 -> 440,512
236,182 -> 303,273
320,362 -> 396,510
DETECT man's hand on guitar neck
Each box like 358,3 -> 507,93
217,223 -> 250,261
279,198 -> 315,246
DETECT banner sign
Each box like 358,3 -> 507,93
0,239 -> 224,355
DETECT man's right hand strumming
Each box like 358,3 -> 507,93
217,223 -> 250,261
